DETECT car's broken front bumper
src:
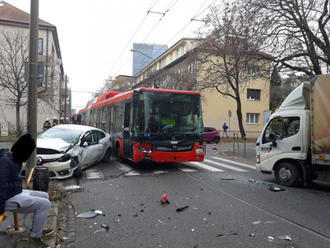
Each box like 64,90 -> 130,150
37,154 -> 79,179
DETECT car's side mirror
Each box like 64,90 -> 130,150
81,141 -> 88,147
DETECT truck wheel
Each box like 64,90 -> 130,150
274,162 -> 300,187
102,148 -> 111,162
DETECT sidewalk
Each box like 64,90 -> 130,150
212,140 -> 257,163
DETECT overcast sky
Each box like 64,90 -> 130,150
6,0 -> 219,111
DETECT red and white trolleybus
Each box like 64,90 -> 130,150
77,88 -> 205,163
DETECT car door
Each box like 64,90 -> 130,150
123,102 -> 133,159
204,127 -> 211,142
79,131 -> 103,168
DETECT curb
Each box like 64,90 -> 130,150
44,204 -> 58,247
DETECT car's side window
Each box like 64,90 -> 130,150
84,133 -> 93,145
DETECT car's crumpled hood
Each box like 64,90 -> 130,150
37,138 -> 71,152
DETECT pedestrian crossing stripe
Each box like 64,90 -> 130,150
211,156 -> 256,170
187,161 -> 224,172
177,168 -> 197,173
204,159 -> 248,172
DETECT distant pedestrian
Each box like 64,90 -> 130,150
52,117 -> 58,126
43,118 -> 51,131
60,117 -> 64,124
222,122 -> 229,137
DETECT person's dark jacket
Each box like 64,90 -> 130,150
0,150 -> 23,214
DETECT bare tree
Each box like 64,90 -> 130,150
0,31 -> 29,136
196,1 -> 272,137
248,0 -> 330,75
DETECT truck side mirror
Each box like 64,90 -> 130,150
269,133 -> 277,147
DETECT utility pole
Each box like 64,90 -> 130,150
26,0 -> 39,180
64,75 -> 68,119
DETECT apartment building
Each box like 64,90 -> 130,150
133,38 -> 271,137
0,1 -> 69,134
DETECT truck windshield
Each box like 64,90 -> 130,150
134,91 -> 203,138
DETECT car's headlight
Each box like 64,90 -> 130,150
57,153 -> 71,162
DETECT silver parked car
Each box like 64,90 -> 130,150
33,124 -> 112,179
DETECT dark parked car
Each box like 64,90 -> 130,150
203,127 -> 220,143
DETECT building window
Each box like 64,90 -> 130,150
246,113 -> 260,124
38,38 -> 43,55
247,64 -> 260,76
247,89 -> 261,100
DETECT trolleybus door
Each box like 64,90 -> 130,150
123,102 -> 133,159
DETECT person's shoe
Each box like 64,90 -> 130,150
29,237 -> 50,248
42,228 -> 54,236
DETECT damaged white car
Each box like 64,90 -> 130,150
34,124 -> 112,179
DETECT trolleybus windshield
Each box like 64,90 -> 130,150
134,91 -> 203,138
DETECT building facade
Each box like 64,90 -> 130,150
134,38 -> 271,137
0,1 -> 69,134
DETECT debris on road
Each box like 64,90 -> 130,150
76,209 -> 104,219
220,177 -> 236,180
278,235 -> 292,241
268,236 -> 274,242
93,229 -> 106,235
249,233 -> 256,237
63,185 -> 82,192
268,184 -> 286,192
101,224 -> 109,231
176,205 -> 189,212
252,220 -> 261,225
160,194 -> 170,204
248,179 -> 257,183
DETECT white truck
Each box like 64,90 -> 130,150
256,74 -> 330,186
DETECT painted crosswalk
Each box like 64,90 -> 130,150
108,156 -> 256,177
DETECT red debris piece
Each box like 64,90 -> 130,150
160,194 -> 170,204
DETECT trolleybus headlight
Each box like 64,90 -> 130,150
195,147 -> 204,154
140,143 -> 153,154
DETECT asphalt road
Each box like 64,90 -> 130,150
55,143 -> 330,247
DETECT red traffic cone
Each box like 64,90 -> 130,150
160,193 -> 170,204
212,142 -> 217,150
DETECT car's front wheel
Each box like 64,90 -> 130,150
73,166 -> 83,179
102,148 -> 112,162
212,137 -> 220,144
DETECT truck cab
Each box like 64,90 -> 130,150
256,83 -> 312,186
256,75 -> 330,186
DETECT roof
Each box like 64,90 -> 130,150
0,1 -> 55,28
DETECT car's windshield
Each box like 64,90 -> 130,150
38,127 -> 83,144
134,91 -> 203,138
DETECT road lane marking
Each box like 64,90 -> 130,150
211,156 -> 256,170
204,159 -> 248,172
188,162 -> 224,172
